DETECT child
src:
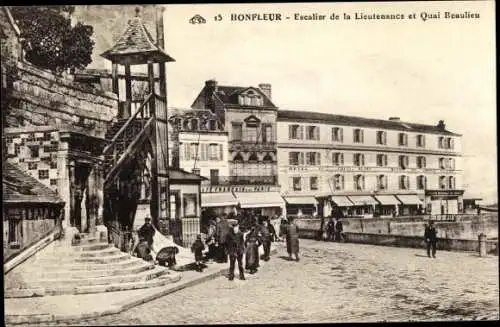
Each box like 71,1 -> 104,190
191,234 -> 205,272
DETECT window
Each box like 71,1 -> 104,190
210,169 -> 219,184
332,152 -> 344,166
417,156 -> 426,169
292,177 -> 302,191
438,137 -> 445,149
448,158 -> 455,170
353,153 -> 365,167
306,126 -> 320,140
183,194 -> 198,217
190,143 -> 199,160
29,145 -> 39,158
417,134 -> 426,147
190,119 -> 198,131
447,138 -> 454,149
332,127 -> 343,142
262,125 -> 272,143
310,177 -> 318,190
399,155 -> 409,169
377,175 -> 388,190
14,144 -> 20,155
28,162 -> 37,170
289,152 -> 300,166
333,174 -> 344,190
39,170 -> 49,180
448,176 -> 455,189
208,144 -> 219,161
376,154 -> 388,167
354,175 -> 365,190
306,152 -> 321,166
8,219 -> 20,243
417,175 -> 427,190
353,129 -> 364,143
376,131 -> 387,145
209,120 -> 216,131
50,161 -> 57,169
439,176 -> 447,189
245,126 -> 258,142
439,157 -> 446,169
289,125 -> 303,140
398,133 -> 408,146
399,175 -> 410,190
50,179 -> 57,186
232,123 -> 242,141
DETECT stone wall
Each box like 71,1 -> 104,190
7,61 -> 118,138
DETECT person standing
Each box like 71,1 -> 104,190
326,218 -> 336,242
215,214 -> 230,263
226,221 -> 246,281
424,220 -> 438,258
245,226 -> 262,274
191,234 -> 205,272
138,217 -> 155,249
284,216 -> 300,262
334,217 -> 344,242
206,219 -> 217,260
260,220 -> 272,261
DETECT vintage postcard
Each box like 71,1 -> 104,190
2,1 -> 497,325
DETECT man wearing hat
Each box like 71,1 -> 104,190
138,216 -> 155,250
424,220 -> 438,258
225,220 -> 246,281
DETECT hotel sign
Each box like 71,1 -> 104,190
426,190 -> 464,197
284,166 -> 458,174
201,185 -> 280,193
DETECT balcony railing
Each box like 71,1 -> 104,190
229,141 -> 276,151
203,175 -> 278,186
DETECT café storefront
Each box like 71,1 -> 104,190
425,189 -> 464,215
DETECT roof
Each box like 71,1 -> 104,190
100,13 -> 174,65
169,167 -> 207,182
278,110 -> 461,136
215,86 -> 276,108
3,163 -> 64,204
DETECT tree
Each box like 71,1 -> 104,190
10,6 -> 94,74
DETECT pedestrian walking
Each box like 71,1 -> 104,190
260,220 -> 272,261
191,234 -> 205,272
279,216 -> 289,241
334,217 -> 344,242
245,226 -> 262,274
284,216 -> 300,262
226,221 -> 246,281
424,220 -> 438,258
138,217 -> 155,249
215,214 -> 230,263
270,214 -> 281,242
326,218 -> 335,242
206,219 -> 217,260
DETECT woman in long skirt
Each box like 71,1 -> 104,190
244,227 -> 261,274
285,217 -> 300,262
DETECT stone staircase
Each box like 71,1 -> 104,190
4,233 -> 181,298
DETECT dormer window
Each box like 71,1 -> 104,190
190,118 -> 198,130
209,120 -> 216,131
239,89 -> 263,106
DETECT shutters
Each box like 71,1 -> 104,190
422,135 -> 426,147
450,138 -> 454,149
384,154 -> 388,167
339,128 -> 344,142
361,154 -> 365,166
184,143 -> 191,160
315,126 -> 320,140
288,125 -> 293,139
362,176 -> 365,190
353,175 -> 357,189
340,153 -> 344,165
200,144 -> 207,161
316,152 -> 321,165
298,126 -> 304,140
179,143 -> 183,160
383,131 -> 387,145
405,176 -> 410,189
361,130 -> 364,143
289,152 -> 294,165
384,175 -> 388,189
341,175 -> 345,190
219,144 -> 223,160
299,152 -> 305,165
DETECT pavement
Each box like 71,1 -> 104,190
10,239 -> 498,325
4,245 -> 278,325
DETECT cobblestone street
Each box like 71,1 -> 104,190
22,240 -> 499,325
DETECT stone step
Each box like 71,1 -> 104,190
36,252 -> 132,264
72,243 -> 113,252
40,262 -> 154,280
44,271 -> 182,296
33,266 -> 169,288
28,258 -> 146,272
76,247 -> 122,258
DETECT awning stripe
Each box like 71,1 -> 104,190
395,194 -> 423,205
234,192 -> 285,209
348,195 -> 378,206
201,193 -> 237,207
330,196 -> 353,207
284,196 -> 317,205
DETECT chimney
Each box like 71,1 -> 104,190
437,120 -> 446,130
192,168 -> 200,176
155,5 -> 165,49
258,83 -> 272,100
389,117 -> 400,121
204,79 -> 218,111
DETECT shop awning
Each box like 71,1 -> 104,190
201,192 -> 237,207
234,192 -> 285,209
347,195 -> 378,206
395,194 -> 423,205
284,196 -> 317,206
330,196 -> 353,207
374,195 -> 401,206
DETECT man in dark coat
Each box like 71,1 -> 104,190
138,217 -> 155,248
284,217 -> 300,262
326,218 -> 336,242
334,217 -> 344,242
226,221 -> 246,281
215,214 -> 230,263
260,220 -> 272,261
424,220 -> 438,258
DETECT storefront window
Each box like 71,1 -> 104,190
183,194 -> 198,218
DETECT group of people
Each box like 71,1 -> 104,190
324,217 -> 344,242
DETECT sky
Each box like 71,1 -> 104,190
74,2 -> 497,204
